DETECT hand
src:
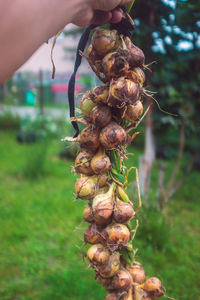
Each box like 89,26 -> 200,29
71,0 -> 132,27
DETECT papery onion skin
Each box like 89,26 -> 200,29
78,127 -> 100,152
119,102 -> 143,123
124,37 -> 145,68
84,223 -> 103,244
142,277 -> 164,298
80,91 -> 97,117
91,147 -> 112,175
87,243 -> 110,265
101,51 -> 130,79
98,252 -> 120,278
75,150 -> 94,176
75,176 -> 98,200
83,205 -> 93,223
128,265 -> 146,284
108,77 -> 141,108
90,85 -> 109,104
134,286 -> 151,300
105,293 -> 119,300
90,105 -> 112,128
92,29 -> 118,55
88,44 -> 103,64
93,200 -> 113,226
103,223 -> 130,247
98,173 -> 109,188
111,269 -> 133,291
113,199 -> 135,224
100,121 -> 128,149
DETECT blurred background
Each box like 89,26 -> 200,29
0,0 -> 199,299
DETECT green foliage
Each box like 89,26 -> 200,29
130,0 -> 200,154
20,114 -> 61,140
22,140 -> 49,180
0,110 -> 20,130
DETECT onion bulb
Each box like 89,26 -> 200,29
133,68 -> 145,86
92,29 -> 118,55
124,37 -> 145,68
83,205 -> 93,223
141,277 -> 164,298
87,243 -> 109,265
103,223 -> 130,248
92,182 -> 115,225
105,293 -> 118,300
91,147 -> 111,175
88,44 -> 103,64
133,286 -> 151,300
108,77 -> 141,108
98,173 -> 108,188
100,121 -> 127,149
90,85 -> 109,104
98,252 -> 120,278
113,198 -> 135,224
90,105 -> 112,128
84,223 -> 103,244
80,91 -> 97,117
75,175 -> 98,200
78,126 -> 100,152
101,50 -> 129,79
111,269 -> 133,291
119,102 -> 143,123
127,265 -> 146,284
74,150 -> 94,175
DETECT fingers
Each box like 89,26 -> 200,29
92,0 -> 132,12
91,7 -> 125,25
91,10 -> 112,25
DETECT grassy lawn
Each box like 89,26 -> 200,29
0,130 -> 199,300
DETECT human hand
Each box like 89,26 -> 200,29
71,0 -> 132,27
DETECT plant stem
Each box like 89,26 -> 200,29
126,0 -> 135,13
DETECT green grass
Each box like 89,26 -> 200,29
0,131 -> 199,300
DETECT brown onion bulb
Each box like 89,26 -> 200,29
120,102 -> 143,123
90,86 -> 109,104
123,288 -> 134,300
134,68 -> 146,86
87,243 -> 109,265
113,198 -> 135,224
103,223 -> 130,247
101,51 -> 129,79
98,173 -> 108,188
111,270 -> 133,291
134,286 -> 151,300
83,205 -> 93,223
128,265 -> 146,284
100,121 -> 127,149
124,37 -> 145,68
78,126 -> 100,152
91,147 -> 111,175
92,29 -> 118,55
142,277 -> 164,298
97,275 -> 112,290
105,293 -> 118,300
90,105 -> 112,128
75,175 -> 98,200
92,182 -> 115,225
80,91 -> 97,117
108,77 -> 141,108
98,252 -> 120,278
88,44 -> 103,64
74,150 -> 94,175
84,223 -> 103,244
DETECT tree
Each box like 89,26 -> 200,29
130,0 -> 200,201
